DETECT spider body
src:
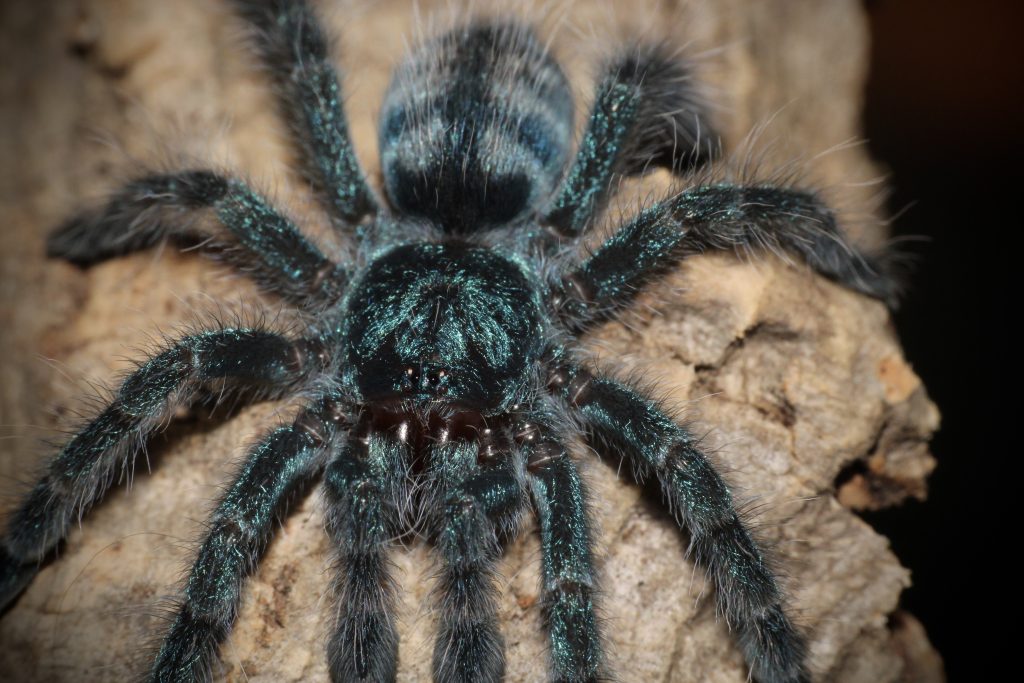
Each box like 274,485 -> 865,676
0,1 -> 897,682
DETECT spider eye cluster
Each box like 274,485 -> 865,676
401,364 -> 450,393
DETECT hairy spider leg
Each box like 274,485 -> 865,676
47,170 -> 348,307
544,46 -> 715,240
322,431 -> 404,683
547,361 -> 809,683
0,329 -> 323,614
553,183 -> 897,332
429,439 -> 527,683
523,430 -> 602,683
233,0 -> 378,223
151,394 -> 346,682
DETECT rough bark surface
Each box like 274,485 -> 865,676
0,1 -> 941,681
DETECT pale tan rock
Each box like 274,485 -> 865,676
0,1 -> 941,681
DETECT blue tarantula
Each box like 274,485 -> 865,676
0,1 -> 895,681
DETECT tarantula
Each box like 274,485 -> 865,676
0,1 -> 895,681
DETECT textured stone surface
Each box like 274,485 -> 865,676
0,0 -> 941,681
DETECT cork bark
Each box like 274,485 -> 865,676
0,1 -> 942,681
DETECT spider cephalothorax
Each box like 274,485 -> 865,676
0,1 -> 896,682
340,242 -> 545,412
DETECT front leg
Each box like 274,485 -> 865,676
48,170 -> 348,307
152,394 -> 346,681
551,183 -> 896,332
0,328 -> 326,613
429,439 -> 527,683
322,428 -> 405,683
521,430 -> 603,683
546,360 -> 808,683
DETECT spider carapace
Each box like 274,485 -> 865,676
0,2 -> 896,682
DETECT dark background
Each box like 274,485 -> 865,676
863,0 -> 1020,677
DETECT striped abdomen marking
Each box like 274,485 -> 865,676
380,21 -> 573,232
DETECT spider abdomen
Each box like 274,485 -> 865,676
379,22 -> 574,232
